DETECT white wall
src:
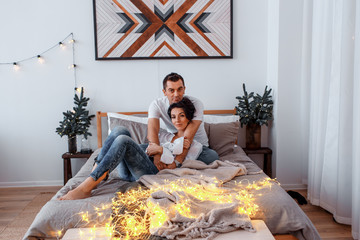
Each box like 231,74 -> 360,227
267,0 -> 308,189
0,0 -> 306,188
276,0 -> 307,188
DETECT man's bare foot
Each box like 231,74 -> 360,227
58,188 -> 91,200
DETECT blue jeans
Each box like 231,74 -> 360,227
90,126 -> 158,182
197,146 -> 219,164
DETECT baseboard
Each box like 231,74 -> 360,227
0,180 -> 63,188
280,183 -> 307,190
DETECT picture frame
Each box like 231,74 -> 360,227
92,0 -> 233,60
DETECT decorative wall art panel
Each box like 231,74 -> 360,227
93,0 -> 233,60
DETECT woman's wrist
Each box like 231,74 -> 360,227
174,159 -> 182,167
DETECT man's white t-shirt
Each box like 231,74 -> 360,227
148,95 -> 209,146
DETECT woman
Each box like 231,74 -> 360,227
59,97 -> 203,200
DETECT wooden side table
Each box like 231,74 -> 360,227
243,147 -> 273,178
62,152 -> 93,185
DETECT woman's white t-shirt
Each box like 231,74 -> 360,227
158,131 -> 203,165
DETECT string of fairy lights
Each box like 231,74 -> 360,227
58,177 -> 278,239
0,32 -> 81,93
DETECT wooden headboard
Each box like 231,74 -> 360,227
96,109 -> 236,148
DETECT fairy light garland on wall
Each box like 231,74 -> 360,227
0,32 -> 80,93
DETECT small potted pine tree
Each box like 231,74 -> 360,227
235,84 -> 273,149
56,88 -> 95,153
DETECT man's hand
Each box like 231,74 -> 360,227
146,143 -> 163,156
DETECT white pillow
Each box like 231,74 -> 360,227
203,115 -> 239,123
107,113 -> 148,135
107,112 -> 167,134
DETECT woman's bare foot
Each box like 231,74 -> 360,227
58,171 -> 108,201
58,188 -> 91,200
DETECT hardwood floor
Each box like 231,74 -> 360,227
0,187 -> 354,239
296,189 -> 353,240
0,186 -> 61,234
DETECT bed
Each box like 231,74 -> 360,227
23,110 -> 320,240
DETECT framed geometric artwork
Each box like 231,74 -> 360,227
92,0 -> 233,60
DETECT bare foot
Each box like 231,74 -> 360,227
58,172 -> 108,200
58,188 -> 91,200
58,171 -> 108,200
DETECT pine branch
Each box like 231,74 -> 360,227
235,84 -> 273,126
55,88 -> 95,138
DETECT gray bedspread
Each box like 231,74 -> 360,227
23,147 -> 320,240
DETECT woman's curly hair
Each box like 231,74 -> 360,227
167,97 -> 196,121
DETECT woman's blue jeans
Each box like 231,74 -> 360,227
90,126 -> 158,182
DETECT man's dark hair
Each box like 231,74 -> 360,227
163,72 -> 185,90
167,97 -> 195,121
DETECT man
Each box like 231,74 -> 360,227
147,72 -> 219,170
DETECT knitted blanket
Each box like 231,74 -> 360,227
139,159 -> 255,240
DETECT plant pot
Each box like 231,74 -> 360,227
68,136 -> 77,154
246,123 -> 261,149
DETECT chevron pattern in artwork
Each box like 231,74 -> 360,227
94,0 -> 232,59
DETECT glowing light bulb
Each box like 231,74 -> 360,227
69,39 -> 75,44
75,87 -> 82,93
59,42 -> 65,49
68,64 -> 76,69
13,62 -> 20,71
37,55 -> 44,64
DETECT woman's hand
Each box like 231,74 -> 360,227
153,155 -> 176,170
153,155 -> 166,170
146,143 -> 163,156
183,137 -> 191,149
147,143 -> 176,171
166,162 -> 176,169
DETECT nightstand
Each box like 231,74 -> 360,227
243,147 -> 272,178
62,152 -> 93,185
